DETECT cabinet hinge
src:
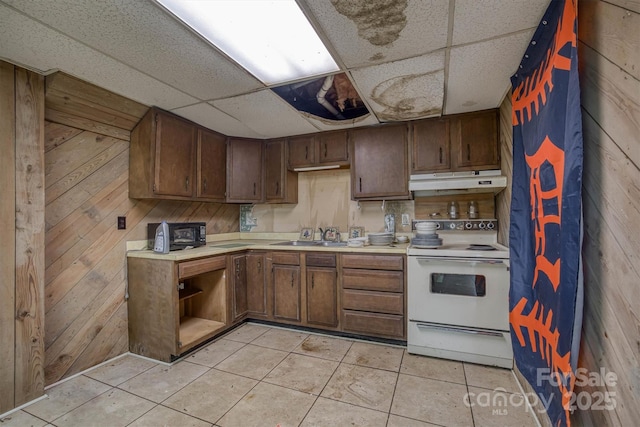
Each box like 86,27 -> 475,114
153,183 -> 156,192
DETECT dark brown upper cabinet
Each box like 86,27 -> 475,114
450,109 -> 499,171
265,139 -> 298,204
411,109 -> 499,174
197,128 -> 227,202
226,137 -> 264,203
350,123 -> 410,200
288,130 -> 349,170
411,118 -> 450,174
130,108 -> 197,200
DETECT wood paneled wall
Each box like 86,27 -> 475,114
0,62 -> 46,413
574,0 -> 640,425
43,73 -> 240,385
496,92 -> 512,246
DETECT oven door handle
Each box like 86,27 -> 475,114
413,321 -> 505,337
413,257 -> 508,266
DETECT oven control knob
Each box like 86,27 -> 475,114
487,222 -> 495,229
449,222 -> 456,230
479,222 -> 486,229
465,222 -> 473,229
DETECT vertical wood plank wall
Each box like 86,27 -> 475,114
496,92 -> 512,246
495,2 -> 639,424
0,59 -> 18,415
574,0 -> 640,425
0,62 -> 45,413
43,74 -> 240,385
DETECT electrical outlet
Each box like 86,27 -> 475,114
117,216 -> 126,230
401,213 -> 410,226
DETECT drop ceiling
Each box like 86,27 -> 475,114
0,0 -> 549,139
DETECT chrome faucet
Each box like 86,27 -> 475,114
318,227 -> 325,241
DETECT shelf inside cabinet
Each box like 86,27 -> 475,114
179,287 -> 203,301
179,316 -> 226,349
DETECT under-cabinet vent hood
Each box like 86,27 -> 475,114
409,170 -> 507,196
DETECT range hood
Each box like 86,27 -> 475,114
409,170 -> 507,196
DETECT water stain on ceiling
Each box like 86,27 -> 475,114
370,71 -> 443,121
331,0 -> 409,46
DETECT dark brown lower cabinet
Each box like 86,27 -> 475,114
340,254 -> 406,340
230,254 -> 247,322
272,264 -> 301,322
306,264 -> 338,327
246,252 -> 267,317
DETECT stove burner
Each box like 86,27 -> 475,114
467,244 -> 496,251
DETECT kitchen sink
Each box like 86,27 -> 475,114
270,240 -> 319,246
318,241 -> 348,247
270,241 -> 348,247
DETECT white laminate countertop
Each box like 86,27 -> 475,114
127,232 -> 409,261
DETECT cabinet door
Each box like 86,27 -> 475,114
350,124 -> 409,200
197,129 -> 226,201
265,139 -> 297,203
154,111 -> 196,197
451,109 -> 499,170
411,118 -> 450,173
306,266 -> 337,327
273,264 -> 301,322
231,254 -> 247,322
317,130 -> 349,165
288,134 -> 316,168
227,138 -> 264,202
246,252 -> 267,316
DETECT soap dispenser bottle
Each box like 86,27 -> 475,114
153,221 -> 170,254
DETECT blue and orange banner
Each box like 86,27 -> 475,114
509,0 -> 584,425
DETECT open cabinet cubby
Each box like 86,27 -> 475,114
127,255 -> 230,362
177,270 -> 227,351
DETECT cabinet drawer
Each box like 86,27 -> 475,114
342,289 -> 403,315
342,310 -> 404,339
306,253 -> 336,267
271,252 -> 300,265
178,256 -> 226,279
342,269 -> 404,292
341,254 -> 403,270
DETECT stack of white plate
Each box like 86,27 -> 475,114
368,232 -> 394,246
413,222 -> 442,248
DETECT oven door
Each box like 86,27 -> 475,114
407,256 -> 510,331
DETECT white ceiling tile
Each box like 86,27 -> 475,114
170,103 -> 263,139
211,90 -> 319,138
445,31 -> 534,115
452,0 -> 549,45
0,3 -> 197,109
2,0 -> 264,100
351,52 -> 445,121
304,0 -> 449,68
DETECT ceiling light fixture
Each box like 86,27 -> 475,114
156,0 -> 339,85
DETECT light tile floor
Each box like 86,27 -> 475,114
1,323 -> 540,427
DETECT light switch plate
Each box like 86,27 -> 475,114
401,214 -> 410,226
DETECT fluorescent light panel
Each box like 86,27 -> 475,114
157,0 -> 339,85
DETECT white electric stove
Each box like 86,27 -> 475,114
407,219 -> 513,368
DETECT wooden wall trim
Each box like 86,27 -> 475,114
0,60 -> 16,414
496,92 -> 512,246
13,68 -> 45,406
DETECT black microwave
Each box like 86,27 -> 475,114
147,222 -> 206,251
